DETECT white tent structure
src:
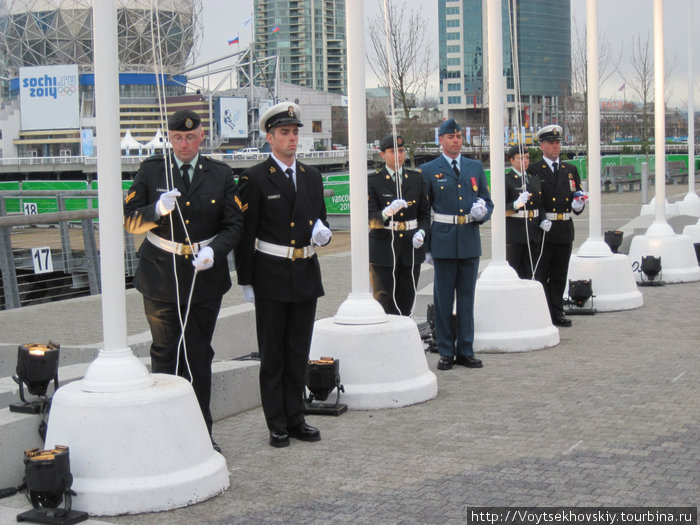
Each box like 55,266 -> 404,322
120,130 -> 143,155
143,129 -> 170,152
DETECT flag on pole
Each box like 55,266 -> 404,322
618,83 -> 625,91
272,26 -> 280,33
242,16 -> 253,27
228,35 -> 240,45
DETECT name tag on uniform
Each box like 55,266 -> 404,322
268,194 -> 281,200
156,188 -> 169,193
381,193 -> 393,198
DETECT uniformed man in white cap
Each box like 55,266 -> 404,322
529,124 -> 588,327
235,102 -> 332,448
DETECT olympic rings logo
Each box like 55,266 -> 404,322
59,85 -> 77,96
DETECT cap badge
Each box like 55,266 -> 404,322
288,106 -> 295,118
185,117 -> 193,129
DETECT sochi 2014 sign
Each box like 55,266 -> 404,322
20,65 -> 80,131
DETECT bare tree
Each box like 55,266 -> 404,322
367,0 -> 434,166
568,16 -> 621,147
621,33 -> 676,157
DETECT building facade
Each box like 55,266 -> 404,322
438,0 -> 571,137
253,0 -> 347,94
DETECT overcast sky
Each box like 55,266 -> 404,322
197,0 -> 700,108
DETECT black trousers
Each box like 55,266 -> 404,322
370,262 -> 421,316
143,295 -> 222,434
255,297 -> 317,432
506,243 -> 536,279
536,241 -> 572,318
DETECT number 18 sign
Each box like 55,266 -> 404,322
31,247 -> 53,274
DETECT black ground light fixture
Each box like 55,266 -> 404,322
17,446 -> 88,524
693,243 -> 700,265
304,357 -> 347,416
565,279 -> 597,315
640,255 -> 663,286
604,230 -> 624,253
10,342 -> 60,415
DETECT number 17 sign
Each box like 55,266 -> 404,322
31,247 -> 54,274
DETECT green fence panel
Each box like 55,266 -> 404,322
19,181 -> 89,213
0,181 -> 21,213
324,180 -> 350,214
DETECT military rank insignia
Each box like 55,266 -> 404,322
269,165 -> 277,173
435,173 -> 444,179
471,177 -> 478,191
125,191 -> 136,203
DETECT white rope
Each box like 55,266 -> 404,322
149,0 -> 197,383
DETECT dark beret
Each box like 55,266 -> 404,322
168,110 -> 201,131
438,118 -> 462,136
507,145 -> 528,158
379,134 -> 404,151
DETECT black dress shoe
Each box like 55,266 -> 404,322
269,429 -> 290,448
210,435 -> 222,453
553,315 -> 572,327
288,422 -> 321,442
437,356 -> 454,370
454,355 -> 483,368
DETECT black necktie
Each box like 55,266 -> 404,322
181,163 -> 191,189
452,159 -> 460,176
285,168 -> 296,192
551,161 -> 558,175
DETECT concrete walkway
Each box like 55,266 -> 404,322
0,187 -> 698,523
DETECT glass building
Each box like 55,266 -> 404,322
253,0 -> 347,94
438,0 -> 571,134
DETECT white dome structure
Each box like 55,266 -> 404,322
0,0 -> 202,76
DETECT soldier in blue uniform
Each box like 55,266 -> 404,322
235,102 -> 332,448
528,125 -> 588,327
368,134 -> 431,316
124,110 -> 244,452
504,144 -> 548,279
419,119 -> 494,371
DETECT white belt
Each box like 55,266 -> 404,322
255,238 -> 316,261
546,212 -> 571,220
146,231 -> 215,256
384,219 -> 418,231
433,213 -> 474,225
511,210 -> 537,218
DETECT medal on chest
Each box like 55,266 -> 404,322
471,177 -> 478,192
569,175 -> 576,192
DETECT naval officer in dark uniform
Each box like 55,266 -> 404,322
528,124 -> 588,327
124,110 -> 244,452
419,119 -> 494,371
368,134 -> 431,316
504,144 -> 548,279
235,102 -> 332,448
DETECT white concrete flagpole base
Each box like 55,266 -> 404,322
473,262 -> 559,353
627,221 -> 700,283
681,221 -> 700,244
309,315 -> 437,409
640,197 -> 679,216
676,192 -> 700,217
567,238 -> 643,311
333,292 -> 389,325
44,374 -> 229,516
81,347 -> 153,392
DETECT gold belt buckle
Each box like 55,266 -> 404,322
556,213 -> 564,220
181,244 -> 193,256
396,222 -> 406,231
456,215 -> 467,225
291,247 -> 304,261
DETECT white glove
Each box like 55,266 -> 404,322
242,284 -> 255,304
470,200 -> 488,221
192,246 -> 214,271
412,230 -> 425,249
311,219 -> 332,246
572,199 -> 585,212
156,188 -> 181,216
540,219 -> 552,232
514,191 -> 530,210
425,253 -> 434,265
383,199 -> 408,218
